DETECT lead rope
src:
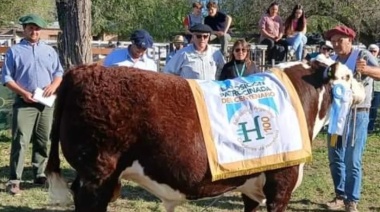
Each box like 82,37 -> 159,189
199,195 -> 224,212
351,55 -> 367,147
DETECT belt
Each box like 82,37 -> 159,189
353,108 -> 369,112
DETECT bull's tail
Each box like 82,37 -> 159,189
45,74 -> 72,205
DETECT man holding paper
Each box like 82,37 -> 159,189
1,14 -> 63,195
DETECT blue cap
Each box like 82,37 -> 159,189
130,29 -> 153,49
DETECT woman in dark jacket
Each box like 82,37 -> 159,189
219,39 -> 259,80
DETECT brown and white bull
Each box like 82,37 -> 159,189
45,60 -> 365,212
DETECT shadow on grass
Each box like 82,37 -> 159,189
288,199 -> 330,211
121,184 -> 244,210
120,183 -> 160,202
0,166 -> 76,193
0,205 -> 73,212
0,133 -> 11,142
188,195 -> 243,210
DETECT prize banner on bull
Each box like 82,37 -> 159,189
187,69 -> 312,181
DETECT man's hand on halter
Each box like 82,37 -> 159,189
356,58 -> 367,74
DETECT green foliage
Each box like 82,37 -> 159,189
1,0 -> 380,44
92,0 -> 189,41
307,15 -> 341,34
0,0 -> 56,28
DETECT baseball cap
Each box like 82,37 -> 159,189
130,29 -> 153,49
19,14 -> 47,28
368,44 -> 379,51
321,40 -> 333,50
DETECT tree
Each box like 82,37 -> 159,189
0,0 -> 55,28
56,0 -> 93,69
91,0 -> 189,41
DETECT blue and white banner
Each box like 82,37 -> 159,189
195,72 -> 304,164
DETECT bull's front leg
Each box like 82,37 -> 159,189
73,176 -> 120,212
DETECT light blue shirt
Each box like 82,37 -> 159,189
165,50 -> 179,64
1,39 -> 64,93
163,44 -> 225,80
103,46 -> 157,72
332,48 -> 379,108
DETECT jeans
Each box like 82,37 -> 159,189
327,110 -> 369,202
368,91 -> 380,132
286,33 -> 307,61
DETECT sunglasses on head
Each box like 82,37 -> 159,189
234,48 -> 247,53
195,34 -> 209,39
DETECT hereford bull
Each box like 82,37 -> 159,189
45,60 -> 365,212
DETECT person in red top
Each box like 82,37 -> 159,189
284,4 -> 308,61
183,2 -> 203,43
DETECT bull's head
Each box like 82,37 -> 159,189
310,55 -> 366,106
326,62 -> 365,105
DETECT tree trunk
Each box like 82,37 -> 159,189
56,0 -> 92,69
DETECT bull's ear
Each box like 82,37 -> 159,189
309,59 -> 322,71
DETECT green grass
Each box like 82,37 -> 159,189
0,133 -> 380,211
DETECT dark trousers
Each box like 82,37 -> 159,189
9,96 -> 54,183
368,91 -> 380,132
260,38 -> 289,63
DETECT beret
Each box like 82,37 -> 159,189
190,24 -> 213,33
324,25 -> 356,40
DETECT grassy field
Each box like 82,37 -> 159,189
0,132 -> 380,212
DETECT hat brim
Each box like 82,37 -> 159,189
325,29 -> 353,41
21,20 -> 47,28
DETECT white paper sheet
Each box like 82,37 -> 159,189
33,87 -> 56,107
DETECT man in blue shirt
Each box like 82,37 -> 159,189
324,25 -> 380,212
103,29 -> 157,72
1,14 -> 64,195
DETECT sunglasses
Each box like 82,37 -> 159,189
370,50 -> 378,53
321,47 -> 331,51
195,34 -> 209,39
234,48 -> 247,53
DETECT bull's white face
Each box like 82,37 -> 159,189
327,62 -> 366,105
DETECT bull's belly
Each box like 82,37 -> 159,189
120,160 -> 304,209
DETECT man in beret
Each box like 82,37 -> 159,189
103,29 -> 157,72
163,23 -> 225,80
324,25 -> 380,212
1,14 -> 63,195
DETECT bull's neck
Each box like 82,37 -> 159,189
284,67 -> 332,141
